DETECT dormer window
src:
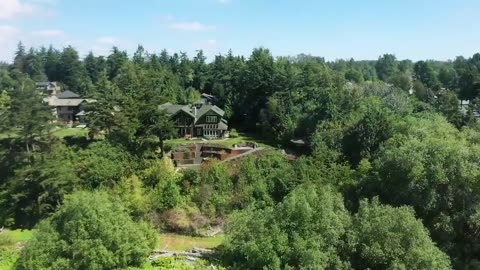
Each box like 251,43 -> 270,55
206,116 -> 217,123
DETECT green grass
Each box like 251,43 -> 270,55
7,230 -> 33,243
51,127 -> 88,138
0,127 -> 88,140
165,132 -> 273,148
0,230 -> 33,270
157,233 -> 224,251
0,229 -> 33,247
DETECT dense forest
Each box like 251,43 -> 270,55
1,42 -> 480,269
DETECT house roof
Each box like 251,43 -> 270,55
47,96 -> 85,106
56,90 -> 81,99
196,105 -> 225,118
159,103 -> 195,118
159,102 -> 226,123
35,81 -> 54,87
217,121 -> 228,130
290,139 -> 306,145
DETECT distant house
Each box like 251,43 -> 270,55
45,90 -> 94,126
35,81 -> 61,95
159,102 -> 228,138
459,100 -> 470,115
198,93 -> 218,105
459,100 -> 480,118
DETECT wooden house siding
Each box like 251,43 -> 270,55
195,110 -> 222,125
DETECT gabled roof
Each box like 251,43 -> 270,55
35,81 -> 54,87
47,96 -> 85,106
56,90 -> 81,99
196,105 -> 225,118
159,103 -> 226,123
159,103 -> 195,118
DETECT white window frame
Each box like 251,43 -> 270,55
206,115 -> 217,123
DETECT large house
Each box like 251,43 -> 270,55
45,90 -> 93,126
159,102 -> 228,138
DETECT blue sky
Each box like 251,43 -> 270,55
0,0 -> 478,62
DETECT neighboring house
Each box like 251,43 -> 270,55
459,100 -> 480,118
198,93 -> 218,105
459,100 -> 470,115
35,81 -> 61,95
45,90 -> 94,126
159,102 -> 228,138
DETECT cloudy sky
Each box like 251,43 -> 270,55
0,0 -> 479,62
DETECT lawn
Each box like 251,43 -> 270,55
0,229 -> 34,247
51,127 -> 88,138
0,230 -> 222,251
157,233 -> 224,251
0,128 -> 88,139
165,132 -> 274,148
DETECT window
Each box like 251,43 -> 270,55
206,115 -> 217,123
67,106 -> 73,111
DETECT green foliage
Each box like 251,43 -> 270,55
2,143 -> 80,227
151,177 -> 183,212
0,90 -> 11,133
434,90 -> 464,127
0,233 -> 14,246
15,191 -> 156,270
58,46 -> 91,95
229,128 -> 239,138
362,113 -> 480,268
141,158 -> 176,187
389,72 -> 412,91
375,54 -> 398,81
76,141 -> 133,188
4,44 -> 480,268
146,257 -> 224,270
196,161 -> 233,215
349,199 -> 451,269
343,97 -> 396,166
112,175 -> 150,218
7,76 -> 53,153
222,185 -> 351,270
0,247 -> 19,270
414,61 -> 440,90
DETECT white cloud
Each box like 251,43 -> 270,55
31,29 -> 64,37
29,0 -> 59,5
0,0 -> 35,20
159,14 -> 174,21
0,25 -> 21,61
168,21 -> 216,31
95,37 -> 118,45
0,25 -> 19,36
